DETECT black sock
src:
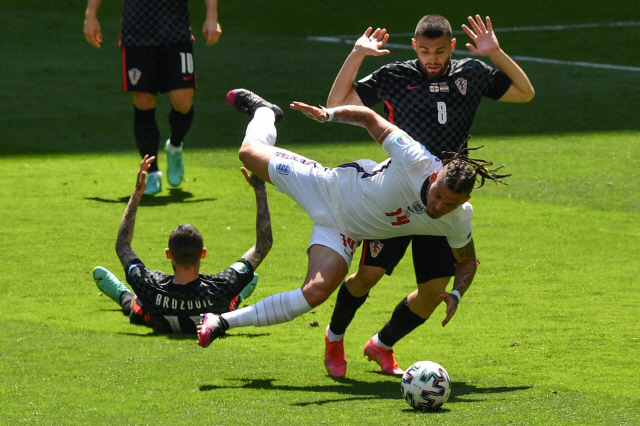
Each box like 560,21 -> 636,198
377,297 -> 427,347
134,106 -> 160,172
119,291 -> 134,316
168,106 -> 194,147
329,282 -> 369,336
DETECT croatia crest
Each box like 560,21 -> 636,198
455,78 -> 467,95
128,68 -> 142,85
369,240 -> 384,258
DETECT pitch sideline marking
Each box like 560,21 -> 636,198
308,21 -> 640,72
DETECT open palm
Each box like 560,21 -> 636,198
462,15 -> 500,56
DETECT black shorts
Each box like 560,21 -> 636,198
122,41 -> 197,94
360,235 -> 457,284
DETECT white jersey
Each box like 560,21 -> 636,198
268,129 -> 473,251
327,130 -> 472,248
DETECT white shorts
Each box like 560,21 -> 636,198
268,149 -> 360,267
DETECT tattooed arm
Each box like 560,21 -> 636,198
290,102 -> 398,144
441,238 -> 478,327
238,168 -> 273,271
115,155 -> 154,268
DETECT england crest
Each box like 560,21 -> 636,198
455,78 -> 467,95
128,68 -> 142,85
275,163 -> 291,175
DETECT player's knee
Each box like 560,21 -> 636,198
238,141 -> 261,164
171,99 -> 193,114
301,286 -> 332,308
348,267 -> 384,293
133,92 -> 157,110
416,277 -> 450,300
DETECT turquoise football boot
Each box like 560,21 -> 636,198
143,171 -> 162,195
93,266 -> 128,305
165,139 -> 184,187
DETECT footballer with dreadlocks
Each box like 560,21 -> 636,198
323,14 -> 534,377
197,92 -> 509,368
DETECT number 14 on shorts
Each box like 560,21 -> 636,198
340,234 -> 358,258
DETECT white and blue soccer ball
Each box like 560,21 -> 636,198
401,361 -> 452,411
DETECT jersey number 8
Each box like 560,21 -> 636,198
437,102 -> 447,125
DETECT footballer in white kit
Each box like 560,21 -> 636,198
197,90 -> 507,356
267,128 -> 473,266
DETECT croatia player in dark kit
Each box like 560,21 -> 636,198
84,0 -> 222,194
323,15 -> 534,376
92,155 -> 273,333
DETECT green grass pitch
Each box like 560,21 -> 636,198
1,0 -> 639,424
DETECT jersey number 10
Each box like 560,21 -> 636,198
179,52 -> 194,74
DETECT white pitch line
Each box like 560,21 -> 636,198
330,21 -> 640,38
308,30 -> 640,72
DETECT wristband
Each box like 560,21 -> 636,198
322,107 -> 335,122
450,290 -> 462,303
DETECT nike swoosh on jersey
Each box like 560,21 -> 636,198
406,85 -> 421,90
183,75 -> 194,81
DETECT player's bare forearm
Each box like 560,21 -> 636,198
115,155 -> 152,265
327,27 -> 389,108
85,0 -> 101,17
291,103 -> 395,143
440,239 -> 476,326
327,51 -> 367,107
451,239 -> 477,295
490,49 -> 535,103
331,106 -> 397,143
204,0 -> 218,20
115,191 -> 141,264
241,176 -> 273,270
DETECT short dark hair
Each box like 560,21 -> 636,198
168,224 -> 203,267
414,15 -> 453,40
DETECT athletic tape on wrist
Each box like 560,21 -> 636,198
450,289 -> 462,303
321,107 -> 335,122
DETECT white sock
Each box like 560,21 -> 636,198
221,288 -> 311,328
242,107 -> 277,146
166,142 -> 183,153
326,325 -> 345,342
372,333 -> 393,350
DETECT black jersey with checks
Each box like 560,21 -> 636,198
121,0 -> 193,47
124,258 -> 255,333
354,58 -> 511,158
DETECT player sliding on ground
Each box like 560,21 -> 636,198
197,90 -> 509,375
92,154 -> 272,333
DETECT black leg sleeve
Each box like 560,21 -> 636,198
377,297 -> 427,347
329,282 -> 369,336
134,106 -> 160,172
168,106 -> 194,147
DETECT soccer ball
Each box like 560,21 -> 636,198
400,361 -> 452,411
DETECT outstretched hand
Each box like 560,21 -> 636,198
290,102 -> 329,123
135,155 -> 155,194
440,291 -> 460,327
241,167 -> 266,190
354,27 -> 390,57
461,15 -> 500,56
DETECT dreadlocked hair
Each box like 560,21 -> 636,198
441,143 -> 511,194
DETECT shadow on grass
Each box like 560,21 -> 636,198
85,188 -> 216,206
116,331 -> 270,340
198,377 -> 531,407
